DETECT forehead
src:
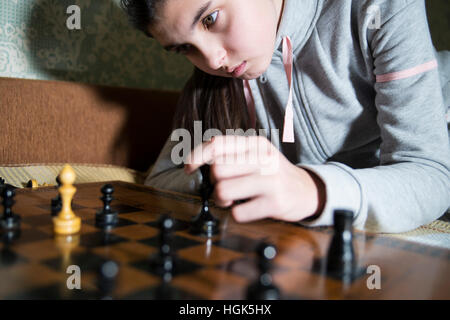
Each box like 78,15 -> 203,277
150,0 -> 213,44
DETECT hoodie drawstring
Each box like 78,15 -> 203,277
243,78 -> 256,129
244,35 -> 295,143
281,36 -> 294,143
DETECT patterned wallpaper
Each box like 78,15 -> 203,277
0,0 -> 448,91
0,0 -> 193,90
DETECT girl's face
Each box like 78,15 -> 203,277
149,0 -> 284,80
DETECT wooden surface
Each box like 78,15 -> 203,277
0,181 -> 449,300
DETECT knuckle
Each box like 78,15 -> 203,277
214,181 -> 228,201
210,163 -> 221,181
231,206 -> 244,222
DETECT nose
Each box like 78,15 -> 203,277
202,44 -> 226,71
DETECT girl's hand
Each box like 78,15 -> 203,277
184,135 -> 326,223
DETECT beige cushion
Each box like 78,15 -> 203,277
0,163 -> 149,187
379,220 -> 450,249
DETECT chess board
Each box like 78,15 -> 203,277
0,181 -> 449,300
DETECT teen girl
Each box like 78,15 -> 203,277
121,0 -> 450,233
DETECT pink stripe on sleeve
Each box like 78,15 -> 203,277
376,59 -> 438,83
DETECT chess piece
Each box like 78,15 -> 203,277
51,175 -> 62,216
152,215 -> 177,299
98,260 -> 119,300
53,165 -> 81,235
152,215 -> 176,277
26,179 -> 38,188
1,190 -> 21,266
1,228 -> 21,244
326,209 -> 357,282
1,185 -> 21,231
189,165 -> 220,237
1,229 -> 21,266
0,177 -> 16,195
247,242 -> 280,300
95,184 -> 118,229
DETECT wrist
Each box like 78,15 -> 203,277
303,169 -> 326,221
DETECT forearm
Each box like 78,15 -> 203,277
297,161 -> 450,233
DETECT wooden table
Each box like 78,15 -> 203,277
0,181 -> 448,299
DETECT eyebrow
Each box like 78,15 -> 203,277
163,0 -> 212,51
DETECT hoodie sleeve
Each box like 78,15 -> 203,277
298,0 -> 450,233
144,135 -> 203,195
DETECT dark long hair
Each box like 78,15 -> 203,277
120,0 -> 253,138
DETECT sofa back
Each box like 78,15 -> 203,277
0,77 -> 179,172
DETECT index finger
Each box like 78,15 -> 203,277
184,138 -> 216,174
184,135 -> 254,174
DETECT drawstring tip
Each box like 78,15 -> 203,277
282,126 -> 295,143
282,136 -> 295,143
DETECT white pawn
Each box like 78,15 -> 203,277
53,165 -> 81,235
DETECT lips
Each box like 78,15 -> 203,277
229,61 -> 247,77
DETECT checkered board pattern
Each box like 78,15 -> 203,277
1,181 -> 449,300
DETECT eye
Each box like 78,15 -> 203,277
202,11 -> 218,29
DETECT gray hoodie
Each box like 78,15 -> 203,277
145,0 -> 450,233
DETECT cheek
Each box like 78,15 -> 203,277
225,8 -> 277,59
224,16 -> 257,56
225,21 -> 248,52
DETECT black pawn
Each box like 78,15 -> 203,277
1,185 -> 21,231
1,182 -> 23,267
1,216 -> 21,267
51,175 -> 62,216
95,184 -> 118,228
326,209 -> 357,282
152,215 -> 179,299
97,260 -> 119,300
26,180 -> 36,188
190,165 -> 220,237
1,184 -> 21,265
247,243 -> 280,300
153,215 -> 176,278
0,177 -> 16,195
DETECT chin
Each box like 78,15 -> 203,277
241,74 -> 259,80
247,58 -> 272,80
243,68 -> 266,80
